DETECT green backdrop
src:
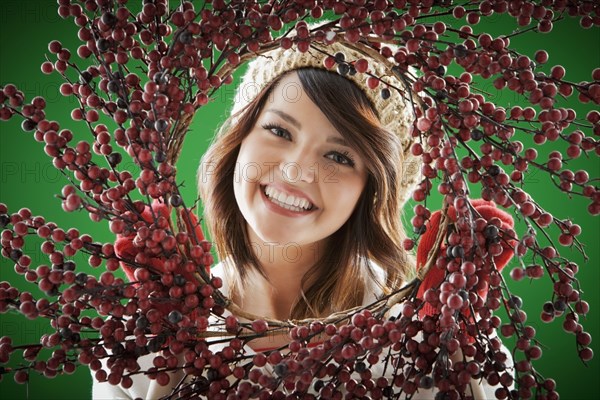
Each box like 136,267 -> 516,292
0,1 -> 598,399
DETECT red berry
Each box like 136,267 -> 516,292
579,347 -> 594,362
354,58 -> 369,73
367,77 -> 380,89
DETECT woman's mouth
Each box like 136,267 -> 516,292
261,185 -> 316,214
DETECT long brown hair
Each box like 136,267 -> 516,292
199,68 -> 413,319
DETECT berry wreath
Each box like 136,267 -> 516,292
0,1 -> 598,399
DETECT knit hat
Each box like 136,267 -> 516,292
230,21 -> 421,208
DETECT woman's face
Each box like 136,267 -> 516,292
233,71 -> 368,249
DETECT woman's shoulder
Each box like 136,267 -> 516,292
362,260 -> 388,306
369,259 -> 387,280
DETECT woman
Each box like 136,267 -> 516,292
93,26 -> 515,399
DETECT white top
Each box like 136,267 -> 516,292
92,262 -> 513,399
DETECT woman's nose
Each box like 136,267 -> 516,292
278,148 -> 317,184
279,160 -> 317,184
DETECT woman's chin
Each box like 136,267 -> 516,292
251,227 -> 306,247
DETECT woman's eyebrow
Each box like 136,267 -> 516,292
265,109 -> 301,129
326,136 -> 350,147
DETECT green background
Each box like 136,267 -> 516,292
0,1 -> 598,399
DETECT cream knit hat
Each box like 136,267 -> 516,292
230,22 -> 421,207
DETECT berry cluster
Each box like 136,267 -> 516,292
1,1 -> 598,399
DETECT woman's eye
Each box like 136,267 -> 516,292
327,151 -> 355,167
272,128 -> 289,138
262,123 -> 291,140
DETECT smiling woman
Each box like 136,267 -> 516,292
204,68 -> 393,322
197,35 -> 423,324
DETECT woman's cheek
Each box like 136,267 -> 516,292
235,143 -> 268,184
323,174 -> 366,217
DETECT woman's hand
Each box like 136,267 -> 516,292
415,199 -> 516,317
112,199 -> 209,319
114,198 -> 207,281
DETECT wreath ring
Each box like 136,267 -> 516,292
0,2 -> 597,398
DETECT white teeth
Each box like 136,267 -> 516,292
263,186 -> 314,211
